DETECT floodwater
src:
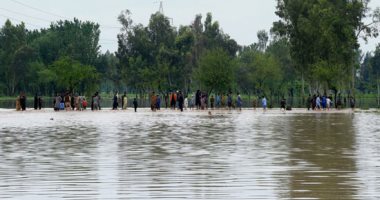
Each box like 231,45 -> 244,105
0,109 -> 379,200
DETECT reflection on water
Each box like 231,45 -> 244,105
0,109 -> 379,199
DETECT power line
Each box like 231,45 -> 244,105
7,0 -> 122,30
0,14 -> 43,28
8,0 -> 69,20
0,7 -> 53,23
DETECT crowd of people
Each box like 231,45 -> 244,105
306,94 -> 356,111
12,90 -> 356,112
147,90 -> 245,112
53,92 -> 89,111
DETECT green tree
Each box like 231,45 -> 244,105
0,20 -> 31,95
238,49 -> 282,97
272,0 -> 378,97
50,57 -> 100,94
196,49 -> 236,94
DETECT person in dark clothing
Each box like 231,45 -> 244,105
195,90 -> 201,109
34,93 -> 38,110
20,92 -> 26,111
306,94 -> 312,110
350,96 -> 355,110
170,92 -> 176,110
280,98 -> 286,111
38,95 -> 43,110
227,94 -> 232,109
312,95 -> 317,110
91,95 -> 94,111
133,98 -> 138,112
113,92 -> 118,110
156,95 -> 161,110
337,94 -> 342,109
210,95 -> 215,109
178,91 -> 184,112
164,94 -> 168,109
71,93 -> 75,110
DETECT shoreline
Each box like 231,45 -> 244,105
0,107 -> 378,114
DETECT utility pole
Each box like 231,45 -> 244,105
156,1 -> 173,24
159,1 -> 164,14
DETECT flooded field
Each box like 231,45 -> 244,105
0,109 -> 379,199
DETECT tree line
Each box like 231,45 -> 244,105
0,0 -> 379,106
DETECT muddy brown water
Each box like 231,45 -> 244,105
0,109 -> 379,199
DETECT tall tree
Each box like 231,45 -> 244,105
196,48 -> 236,94
272,0 -> 379,97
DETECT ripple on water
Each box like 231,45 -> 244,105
0,110 -> 379,199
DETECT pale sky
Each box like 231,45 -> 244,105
0,0 -> 379,53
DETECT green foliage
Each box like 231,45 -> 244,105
0,5 -> 379,101
51,57 -> 99,94
238,48 -> 282,96
272,0 -> 376,94
116,11 -> 239,94
196,49 -> 236,93
0,18 -> 101,96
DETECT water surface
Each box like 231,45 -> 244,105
0,109 -> 379,199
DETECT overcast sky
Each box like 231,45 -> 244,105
0,0 -> 379,53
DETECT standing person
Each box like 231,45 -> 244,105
54,93 -> 62,111
227,93 -> 232,110
20,92 -> 26,111
91,94 -> 94,111
184,96 -> 189,110
221,94 -> 226,108
16,95 -> 21,111
322,95 -> 327,110
205,94 -> 209,109
34,93 -> 38,110
60,93 -> 65,110
195,90 -> 201,109
316,95 -> 321,110
178,91 -> 184,112
252,96 -> 257,111
216,94 -> 221,109
337,94 -> 342,109
156,95 -> 161,110
71,93 -> 75,110
82,97 -> 87,110
113,92 -> 118,110
164,93 -> 168,109
74,94 -> 79,111
122,92 -> 127,110
133,97 -> 138,112
326,96 -> 331,111
38,95 -> 43,110
200,93 -> 206,110
151,92 -> 157,111
93,92 -> 99,111
77,95 -> 83,111
262,96 -> 267,111
170,92 -> 177,110
210,95 -> 215,109
350,96 -> 355,110
96,92 -> 102,110
306,94 -> 312,111
312,94 -> 317,110
190,94 -> 195,110
280,97 -> 286,112
237,93 -> 242,111
64,92 -> 71,111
